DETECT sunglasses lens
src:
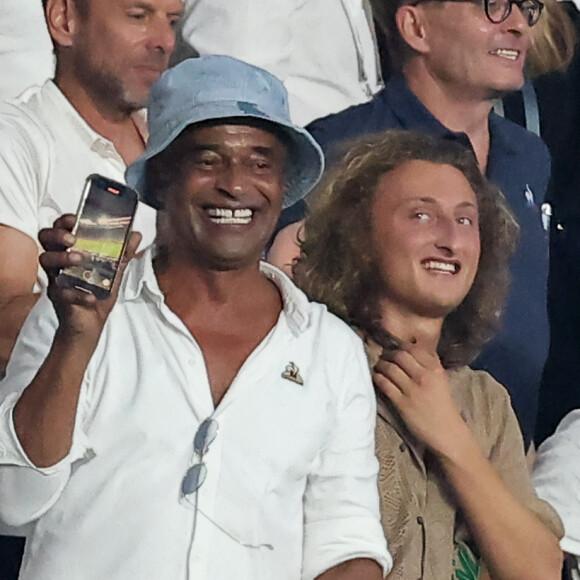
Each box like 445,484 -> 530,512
182,463 -> 207,495
194,419 -> 218,455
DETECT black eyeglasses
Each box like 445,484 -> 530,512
412,0 -> 544,26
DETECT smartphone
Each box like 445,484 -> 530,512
57,174 -> 138,299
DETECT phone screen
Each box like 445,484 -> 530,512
59,175 -> 138,298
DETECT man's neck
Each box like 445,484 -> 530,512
378,301 -> 443,356
154,250 -> 282,406
154,254 -> 281,318
54,73 -> 145,165
155,254 -> 283,408
404,64 -> 493,172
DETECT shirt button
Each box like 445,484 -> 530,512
399,442 -> 407,452
417,516 -> 424,525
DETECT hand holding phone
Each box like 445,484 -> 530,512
56,175 -> 138,299
39,190 -> 141,343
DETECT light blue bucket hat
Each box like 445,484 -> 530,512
126,55 -> 324,209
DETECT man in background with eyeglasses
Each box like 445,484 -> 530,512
0,56 -> 391,580
271,0 -> 551,452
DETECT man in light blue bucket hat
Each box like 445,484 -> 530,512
127,54 -> 324,211
0,56 -> 391,579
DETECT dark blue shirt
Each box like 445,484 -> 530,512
297,76 -> 550,446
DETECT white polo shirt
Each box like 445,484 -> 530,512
0,253 -> 391,579
533,409 -> 580,563
181,0 -> 383,126
0,80 -> 156,289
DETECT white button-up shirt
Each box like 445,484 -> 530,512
533,409 -> 580,571
0,80 -> 155,289
0,251 -> 391,579
181,0 -> 383,126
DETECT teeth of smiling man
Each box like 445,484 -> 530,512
206,208 -> 253,225
423,260 -> 459,274
492,49 -> 519,60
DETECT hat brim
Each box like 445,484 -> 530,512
126,102 -> 324,210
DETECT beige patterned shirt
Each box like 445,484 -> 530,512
367,342 -> 563,579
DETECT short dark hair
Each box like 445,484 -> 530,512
370,0 -> 416,74
294,129 -> 519,368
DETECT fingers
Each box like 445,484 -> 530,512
406,345 -> 440,370
109,232 -> 141,298
47,284 -> 98,309
122,232 -> 142,265
379,347 -> 426,385
375,343 -> 446,400
39,247 -> 82,280
381,343 -> 441,373
38,214 -> 81,282
38,214 -> 77,252
374,356 -> 415,397
373,369 -> 405,404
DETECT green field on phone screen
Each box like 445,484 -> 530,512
75,238 -> 123,260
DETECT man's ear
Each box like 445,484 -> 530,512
45,0 -> 82,48
396,5 -> 431,55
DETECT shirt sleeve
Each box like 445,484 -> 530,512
0,108 -> 50,242
0,294 -> 91,527
301,331 -> 392,579
483,374 -> 564,540
533,409 -> 580,556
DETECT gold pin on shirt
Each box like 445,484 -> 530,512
282,362 -> 304,386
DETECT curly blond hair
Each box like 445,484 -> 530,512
294,130 -> 519,368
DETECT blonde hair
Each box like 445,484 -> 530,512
295,130 -> 519,368
527,0 -> 578,76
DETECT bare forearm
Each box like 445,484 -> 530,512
0,294 -> 39,372
316,558 -> 383,580
438,433 -> 561,580
12,328 -> 98,468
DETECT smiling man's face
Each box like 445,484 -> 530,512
158,123 -> 287,271
371,159 -> 481,321
411,0 -> 531,99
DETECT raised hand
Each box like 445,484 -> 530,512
38,214 -> 141,343
373,344 -> 471,460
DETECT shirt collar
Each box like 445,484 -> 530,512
488,110 -> 517,156
384,76 -> 460,140
122,248 -> 312,336
384,75 -> 516,157
42,80 -> 147,153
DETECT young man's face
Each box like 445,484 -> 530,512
413,0 -> 531,99
159,123 -> 287,271
68,0 -> 183,113
370,159 -> 481,321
